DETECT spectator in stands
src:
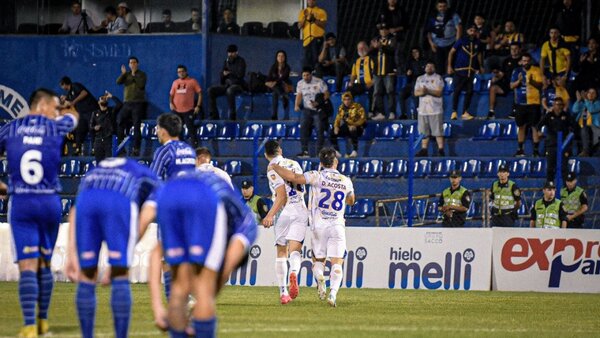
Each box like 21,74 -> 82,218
155,9 -> 178,33
486,20 -> 524,72
169,65 -> 202,146
217,8 -> 240,35
425,0 -> 462,75
400,47 -> 426,120
574,37 -> 600,92
207,44 -> 246,120
330,92 -> 366,158
316,33 -> 348,93
439,170 -> 471,228
555,0 -> 582,69
489,163 -> 521,227
59,76 -> 99,156
185,8 -> 201,33
448,24 -> 483,120
573,88 -> 600,156
116,56 -> 147,156
265,50 -> 292,120
347,41 -> 374,104
295,66 -> 329,158
90,91 -> 121,162
542,75 -> 570,113
103,6 -> 127,34
298,0 -> 327,68
117,2 -> 140,34
538,97 -> 572,182
241,180 -> 269,224
530,181 -> 567,228
561,172 -> 588,228
487,43 -> 522,119
414,61 -> 445,157
473,14 -> 492,53
371,23 -> 397,120
59,1 -> 97,34
511,53 -> 543,157
540,27 -> 571,86
377,0 -> 408,40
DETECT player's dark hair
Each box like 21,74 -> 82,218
302,66 -> 313,74
521,52 -> 532,60
59,76 -> 72,85
177,64 -> 187,71
157,113 -> 182,137
319,147 -> 337,168
104,6 -> 117,16
162,9 -> 171,16
196,147 -> 211,158
191,7 -> 200,13
29,88 -> 57,107
129,56 -> 139,63
264,140 -> 281,157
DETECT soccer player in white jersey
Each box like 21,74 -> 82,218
195,147 -> 233,188
270,147 -> 355,307
262,140 -> 308,304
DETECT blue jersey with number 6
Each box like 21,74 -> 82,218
304,168 -> 354,228
0,114 -> 77,194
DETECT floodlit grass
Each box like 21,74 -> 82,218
0,283 -> 599,337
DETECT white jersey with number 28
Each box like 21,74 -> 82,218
304,168 -> 354,229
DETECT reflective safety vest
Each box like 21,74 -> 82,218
534,198 -> 562,229
245,195 -> 263,223
560,186 -> 583,215
492,180 -> 516,210
443,186 -> 467,207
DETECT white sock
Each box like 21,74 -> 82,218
312,261 -> 324,281
289,251 -> 301,274
275,258 -> 288,296
329,264 -> 343,297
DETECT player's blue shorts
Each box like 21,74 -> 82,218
9,194 -> 62,262
157,179 -> 227,271
75,189 -> 138,269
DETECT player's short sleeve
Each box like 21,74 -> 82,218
169,81 -> 177,96
580,191 -> 588,206
193,79 -> 202,93
296,81 -> 304,95
562,47 -> 571,57
267,169 -> 285,189
452,39 -> 462,50
56,114 -> 78,135
434,74 -> 444,89
317,8 -> 327,21
303,170 -> 319,186
452,13 -> 461,25
532,67 -> 543,82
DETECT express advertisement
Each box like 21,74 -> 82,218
492,228 -> 600,293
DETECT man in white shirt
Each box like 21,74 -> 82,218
270,147 -> 355,308
294,66 -> 330,158
414,61 -> 445,157
117,2 -> 140,34
262,140 -> 309,304
195,147 -> 233,188
59,1 -> 97,34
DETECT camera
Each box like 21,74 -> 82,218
81,9 -> 88,18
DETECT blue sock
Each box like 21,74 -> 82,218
193,317 -> 217,338
19,271 -> 39,326
37,267 -> 54,320
76,282 -> 96,338
168,329 -> 188,338
111,279 -> 131,338
163,271 -> 172,300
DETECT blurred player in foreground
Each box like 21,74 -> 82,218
195,147 -> 233,188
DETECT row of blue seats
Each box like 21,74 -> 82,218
473,121 -> 552,141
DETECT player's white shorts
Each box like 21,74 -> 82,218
274,209 -> 308,246
310,225 -> 346,259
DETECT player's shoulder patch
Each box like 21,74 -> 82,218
514,188 -> 521,197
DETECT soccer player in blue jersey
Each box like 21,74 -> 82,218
65,158 -> 159,338
0,88 -> 78,338
150,113 -> 196,181
142,171 -> 257,338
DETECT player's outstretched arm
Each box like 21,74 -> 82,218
138,202 -> 157,242
66,207 -> 80,282
148,245 -> 168,331
270,164 -> 307,184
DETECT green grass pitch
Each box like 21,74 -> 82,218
0,282 -> 599,337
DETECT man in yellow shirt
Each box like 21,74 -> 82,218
298,0 -> 327,68
540,27 -> 571,85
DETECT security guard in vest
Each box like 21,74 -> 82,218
560,172 -> 589,228
489,164 -> 522,227
241,180 -> 269,223
438,170 -> 472,227
530,181 -> 568,228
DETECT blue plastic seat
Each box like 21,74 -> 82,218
265,123 -> 286,139
472,122 -> 501,140
198,122 -> 219,139
357,159 -> 383,178
0,159 -> 8,175
497,122 -> 517,140
443,76 -> 454,95
344,203 -> 357,218
461,159 -> 481,178
530,159 -> 547,178
473,74 -> 492,93
223,160 -> 244,176
430,159 -> 457,178
0,199 -> 6,214
240,123 -> 263,140
83,160 -> 96,174
359,122 -> 378,141
400,123 -> 418,140
413,159 -> 432,178
517,201 -> 528,216
61,198 -> 72,215
140,122 -> 150,139
510,159 -> 531,178
323,76 -> 337,93
481,159 -> 507,178
425,201 -> 439,220
443,123 -> 452,138
413,199 -> 427,219
357,199 -> 375,217
339,159 -> 360,177
299,160 -> 312,172
382,159 -> 408,178
466,201 -> 479,218
568,159 -> 580,174
376,123 -> 403,140
286,123 -> 301,140
217,122 -> 240,140
60,159 -> 81,177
